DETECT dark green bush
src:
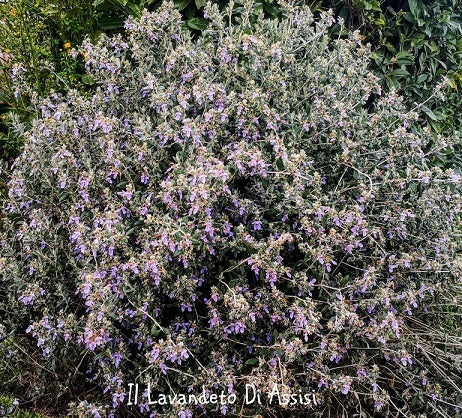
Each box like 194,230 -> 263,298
324,0 -> 462,135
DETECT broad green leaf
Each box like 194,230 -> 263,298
151,324 -> 161,336
174,0 -> 192,11
94,2 -> 119,10
384,42 -> 396,53
370,51 -> 383,65
89,30 -> 103,43
124,2 -> 141,17
387,77 -> 401,89
263,2 -> 280,16
374,15 -> 386,26
428,119 -> 441,132
421,105 -> 438,121
411,34 -> 425,47
389,68 -> 409,79
447,77 -> 457,89
395,51 -> 413,65
416,74 -> 428,83
195,0 -> 206,8
184,3 -> 196,17
409,0 -> 422,19
368,0 -> 381,11
81,75 -> 95,85
338,6 -> 349,21
423,26 -> 432,36
339,275 -> 350,286
186,17 -> 208,30
428,41 -> 439,53
273,329 -> 278,341
396,51 -> 413,60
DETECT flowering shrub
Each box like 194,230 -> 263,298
1,0 -> 461,416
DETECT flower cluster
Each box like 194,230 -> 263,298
1,1 -> 461,416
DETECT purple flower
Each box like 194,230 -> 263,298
141,173 -> 149,184
113,352 -> 122,368
252,220 -> 262,230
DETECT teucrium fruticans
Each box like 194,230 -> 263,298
1,1 -> 461,416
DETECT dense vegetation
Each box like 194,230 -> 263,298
1,0 -> 461,167
0,0 -> 461,417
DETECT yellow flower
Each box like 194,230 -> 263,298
64,42 -> 71,50
11,7 -> 17,15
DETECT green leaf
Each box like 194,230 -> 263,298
456,37 -> 462,53
275,157 -> 284,170
416,74 -> 428,83
338,6 -> 350,21
409,0 -> 422,19
124,2 -> 142,17
386,77 -> 401,89
183,3 -> 196,17
394,51 -> 413,65
428,41 -> 439,53
186,17 -> 208,30
254,3 -> 264,12
389,68 -> 409,79
89,30 -> 103,43
195,0 -> 206,8
384,42 -> 397,53
339,275 -> 350,287
368,0 -> 381,12
373,15 -> 386,26
263,2 -> 280,16
428,119 -> 441,132
245,358 -> 259,366
98,17 -> 125,29
396,51 -> 413,60
81,75 -> 95,85
151,324 -> 161,336
411,34 -> 425,47
94,1 -> 118,10
174,0 -> 192,11
421,105 -> 438,121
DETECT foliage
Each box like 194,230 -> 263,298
0,0 -> 88,163
0,0 -> 206,165
324,0 -> 462,135
0,394 -> 18,417
1,0 -> 461,166
1,1 -> 461,416
0,394 -> 45,417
